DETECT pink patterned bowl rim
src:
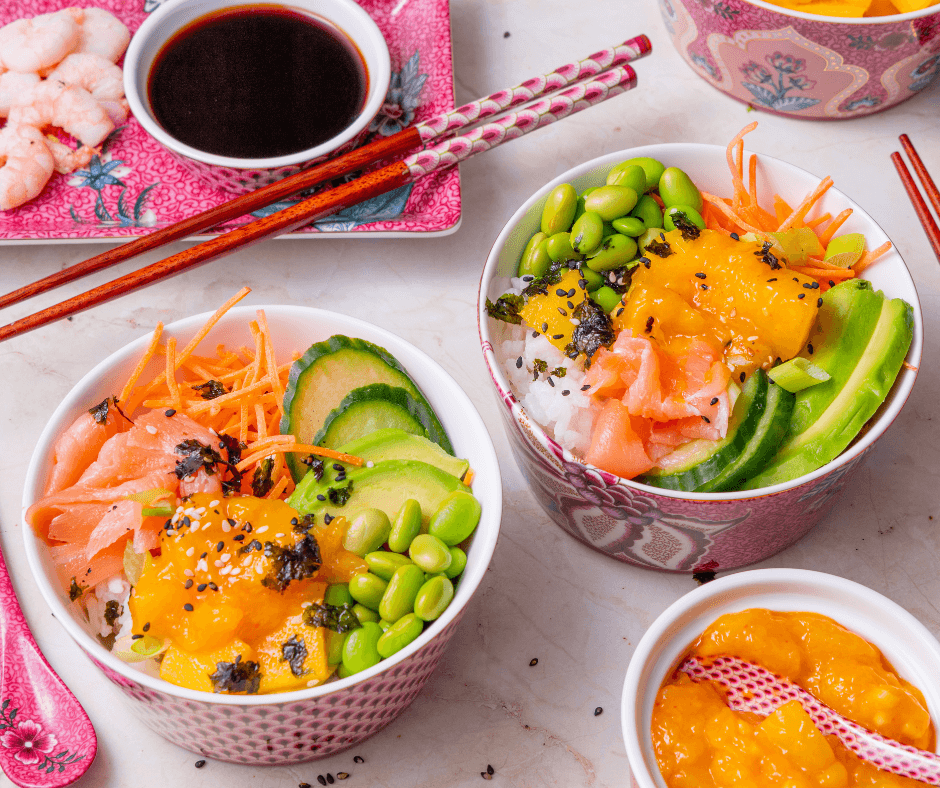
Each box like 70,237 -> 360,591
21,304 -> 502,707
478,142 -> 923,504
123,0 -> 392,170
620,568 -> 940,787
728,0 -> 940,22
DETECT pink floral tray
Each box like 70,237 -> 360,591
0,0 -> 461,242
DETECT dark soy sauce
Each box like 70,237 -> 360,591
148,5 -> 368,159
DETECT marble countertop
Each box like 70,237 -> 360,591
1,1 -> 939,786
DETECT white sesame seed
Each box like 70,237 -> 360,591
186,547 -> 194,557
240,556 -> 252,567
209,500 -> 220,508
220,554 -> 231,564
275,533 -> 285,539
196,559 -> 208,572
214,560 -> 223,568
256,526 -> 269,534
145,425 -> 158,435
183,569 -> 194,577
255,564 -> 264,575
221,521 -> 231,532
220,566 -> 231,575
229,568 -> 241,576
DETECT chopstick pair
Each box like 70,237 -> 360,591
0,34 -> 652,342
891,134 -> 940,263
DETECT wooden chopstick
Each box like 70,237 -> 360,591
891,134 -> 940,263
0,35 -> 651,312
0,63 -> 640,342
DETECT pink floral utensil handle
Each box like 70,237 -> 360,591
680,655 -> 940,785
0,549 -> 95,787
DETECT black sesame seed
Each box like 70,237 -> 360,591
183,603 -> 194,611
578,278 -> 588,290
530,657 -> 539,666
594,706 -> 603,716
541,322 -> 548,332
695,272 -> 707,279
290,517 -> 299,525
194,760 -> 206,768
521,274 -> 534,282
487,765 -> 495,775
701,415 -> 711,424
197,583 -> 207,592
730,232 -> 740,240
516,356 -> 523,369
200,552 -> 208,559
562,390 -> 570,396
793,277 -> 799,282
767,278 -> 777,282
641,257 -> 651,269
318,776 -> 327,786
803,282 -> 814,289
216,541 -> 225,552
165,409 -> 176,417
556,288 -> 567,297
184,579 -> 193,589
324,513 -> 333,524
300,784 -> 312,788
829,280 -> 835,287
208,582 -> 218,591
233,534 -> 246,542
131,633 -> 143,640
740,372 -> 746,383
798,293 -> 805,299
580,384 -> 591,391
243,523 -> 252,532
316,494 -> 326,501
227,518 -> 237,528
547,378 -> 555,387
700,284 -> 708,290
807,343 -> 814,355
817,297 -> 823,307
327,776 -> 335,785
616,307 -> 624,317
143,622 -> 150,632
557,307 -> 568,317
532,331 -> 539,339
353,756 -> 364,764
552,334 -> 564,340
710,397 -> 719,406
567,301 -> 575,310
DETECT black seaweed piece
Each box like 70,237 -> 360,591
174,439 -> 225,480
532,358 -> 548,378
88,397 -> 115,424
251,457 -> 275,497
68,577 -> 85,601
103,599 -> 122,626
301,455 -> 326,482
261,534 -> 322,592
484,294 -> 524,325
564,299 -> 615,366
293,514 -> 316,534
281,635 -> 308,677
521,264 -> 564,298
217,434 -> 245,495
210,654 -> 261,694
756,242 -> 782,270
302,601 -> 361,634
645,238 -> 674,258
672,213 -> 702,242
238,539 -> 264,555
191,380 -> 228,400
551,366 -> 567,378
327,482 -> 353,507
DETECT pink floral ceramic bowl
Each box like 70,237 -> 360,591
22,305 -> 500,764
478,143 -> 922,573
621,568 -> 940,787
659,0 -> 940,118
124,0 -> 391,193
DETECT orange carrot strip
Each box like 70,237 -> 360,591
748,153 -> 759,209
818,208 -> 854,247
165,337 -> 184,413
805,212 -> 831,230
726,122 -> 757,212
119,322 -> 163,408
773,195 -> 793,226
790,266 -> 857,279
265,474 -> 290,500
177,287 -> 251,366
778,177 -> 834,231
701,191 -> 763,235
257,310 -> 285,417
185,378 -> 272,413
854,241 -> 892,274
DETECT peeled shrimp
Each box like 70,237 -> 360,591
0,11 -> 79,74
44,136 -> 95,174
0,70 -> 40,117
45,51 -> 128,123
0,123 -> 55,210
64,8 -> 130,64
9,79 -> 113,148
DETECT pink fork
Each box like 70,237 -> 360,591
680,654 -> 940,786
0,547 -> 96,787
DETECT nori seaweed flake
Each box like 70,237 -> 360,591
564,298 -> 615,366
174,439 -> 225,480
251,457 -> 275,497
261,534 -> 322,592
532,358 -> 548,380
301,455 -> 326,482
671,212 -> 702,241
88,396 -> 117,424
303,601 -> 361,633
280,635 -> 308,677
756,242 -> 782,270
293,514 -> 316,534
551,366 -> 567,378
327,482 -> 353,507
103,599 -> 122,625
645,238 -> 674,258
484,293 -> 524,324
210,654 -> 261,694
68,577 -> 85,601
191,380 -> 228,400
217,433 -> 245,495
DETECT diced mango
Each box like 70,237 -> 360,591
518,269 -> 591,354
758,700 -> 838,773
160,639 -> 254,693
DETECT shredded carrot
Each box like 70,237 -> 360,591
818,208 -> 853,246
701,191 -> 764,235
778,177 -> 834,232
119,322 -> 163,406
790,265 -> 857,280
854,241 -> 892,274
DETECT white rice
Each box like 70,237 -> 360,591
86,573 -> 132,641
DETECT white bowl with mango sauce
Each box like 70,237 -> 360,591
621,568 -> 940,787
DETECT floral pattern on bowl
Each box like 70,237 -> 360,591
659,0 -> 940,118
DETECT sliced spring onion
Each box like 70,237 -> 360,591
824,233 -> 866,268
768,358 -> 831,392
115,636 -> 167,663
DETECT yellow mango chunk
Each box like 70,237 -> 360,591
518,268 -> 590,354
160,639 -> 255,693
758,700 -> 840,774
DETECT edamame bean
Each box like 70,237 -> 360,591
379,620 -> 392,632
388,498 -> 422,554
664,204 -> 706,232
612,216 -> 646,237
443,546 -> 467,580
658,167 -> 703,212
326,630 -> 346,665
353,603 -> 379,624
546,232 -> 583,263
428,490 -> 482,546
377,613 -> 424,658
584,185 -> 638,222
342,621 -> 383,675
348,572 -> 388,611
365,551 -> 414,581
414,576 -> 455,622
518,232 -> 550,278
631,194 -> 663,230
343,508 -> 391,557
378,564 -> 425,623
408,533 -> 453,573
580,186 -> 598,199
578,265 -> 604,292
586,234 -> 638,272
540,183 -> 578,235
619,156 -> 665,191
593,286 -> 622,314
324,583 -> 353,607
570,211 -> 603,255
606,162 -> 647,195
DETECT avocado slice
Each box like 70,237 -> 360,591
740,280 -> 913,489
287,459 -> 470,527
337,428 -> 470,481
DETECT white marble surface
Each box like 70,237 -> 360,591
1,1 -> 939,786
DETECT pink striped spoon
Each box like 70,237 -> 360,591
680,654 -> 940,785
0,547 -> 95,787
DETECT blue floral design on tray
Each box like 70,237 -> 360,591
740,53 -> 820,113
370,51 -> 428,137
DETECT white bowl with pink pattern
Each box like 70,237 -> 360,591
21,305 -> 501,764
478,142 -> 922,573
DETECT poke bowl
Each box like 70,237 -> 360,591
478,140 -> 922,573
21,304 -> 501,764
659,0 -> 940,119
621,568 -> 940,787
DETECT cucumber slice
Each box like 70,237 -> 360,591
313,384 -> 450,451
281,335 -> 453,481
640,371 -> 768,492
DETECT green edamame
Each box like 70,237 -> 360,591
637,228 -> 663,256
570,211 -> 603,255
578,265 -> 604,292
414,576 -> 455,622
324,583 -> 353,607
377,613 -> 424,658
606,162 -> 647,195
540,183 -> 578,235
619,156 -> 665,192
353,603 -> 379,624
348,572 -> 388,611
326,630 -> 347,665
378,564 -> 425,623
408,533 -> 453,573
343,508 -> 391,557
584,185 -> 638,222
658,167 -> 703,212
546,232 -> 583,263
586,234 -> 638,272
631,194 -> 663,230
428,490 -> 482,546
593,286 -> 622,314
612,216 -> 646,237
379,620 -> 392,632
443,546 -> 467,580
388,499 -> 422,554
518,232 -> 550,279
342,621 -> 383,675
365,551 -> 413,581
664,204 -> 706,232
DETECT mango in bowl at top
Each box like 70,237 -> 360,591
478,130 -> 921,572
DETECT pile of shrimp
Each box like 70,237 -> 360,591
0,7 -> 130,211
